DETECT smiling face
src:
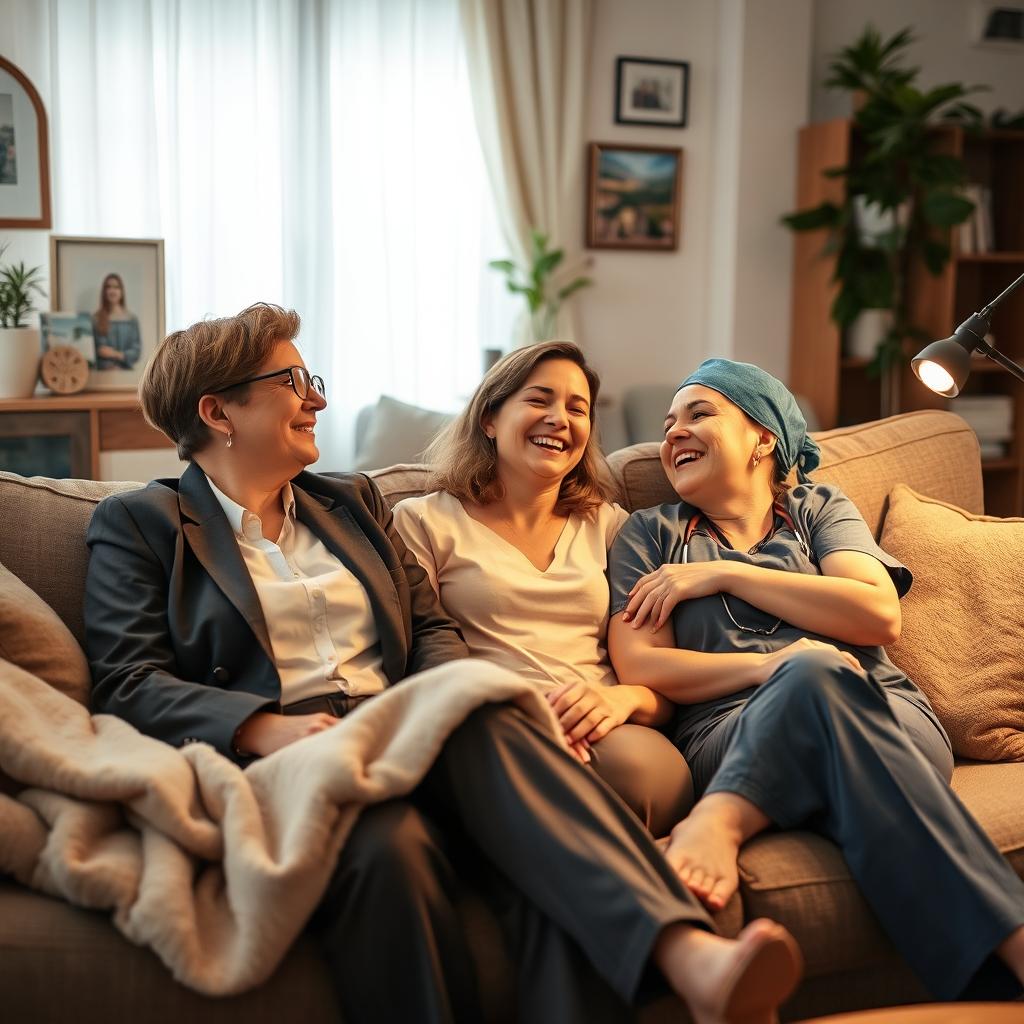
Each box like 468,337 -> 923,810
220,339 -> 327,477
660,384 -> 772,505
483,357 -> 593,489
103,275 -> 124,307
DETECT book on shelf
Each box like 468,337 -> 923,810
958,183 -> 994,255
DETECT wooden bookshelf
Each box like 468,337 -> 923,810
788,120 -> 1024,516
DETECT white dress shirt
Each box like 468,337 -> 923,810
206,476 -> 388,704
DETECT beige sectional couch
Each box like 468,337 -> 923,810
0,409 -> 1021,1022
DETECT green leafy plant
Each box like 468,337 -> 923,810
489,229 -> 592,342
0,243 -> 46,328
782,26 -> 984,373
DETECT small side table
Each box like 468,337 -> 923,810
799,1002 -> 1023,1023
0,392 -> 173,480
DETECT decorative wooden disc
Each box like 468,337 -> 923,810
40,345 -> 89,395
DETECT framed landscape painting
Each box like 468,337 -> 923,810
586,143 -> 683,251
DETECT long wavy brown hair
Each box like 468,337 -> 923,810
94,273 -> 127,337
425,341 -> 615,518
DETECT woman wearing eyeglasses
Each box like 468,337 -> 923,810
84,308 -> 803,1024
608,358 -> 1024,1001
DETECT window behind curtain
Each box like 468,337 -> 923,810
41,0 -> 518,469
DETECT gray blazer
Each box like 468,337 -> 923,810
84,462 -> 469,762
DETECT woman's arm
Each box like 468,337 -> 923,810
609,613 -> 771,702
609,613 -> 864,704
624,550 -> 900,647
85,494 -> 276,756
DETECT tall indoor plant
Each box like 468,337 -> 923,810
489,228 -> 592,346
782,26 -> 982,380
0,243 -> 46,398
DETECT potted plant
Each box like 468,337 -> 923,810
782,26 -> 982,385
0,243 -> 46,398
489,228 -> 592,346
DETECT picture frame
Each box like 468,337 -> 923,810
50,236 -> 165,391
0,55 -> 51,228
585,143 -> 683,251
614,57 -> 689,128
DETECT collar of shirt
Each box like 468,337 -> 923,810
205,474 -> 297,544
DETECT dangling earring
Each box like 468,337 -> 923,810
751,447 -> 761,468
226,432 -> 233,449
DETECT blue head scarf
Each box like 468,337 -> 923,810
677,359 -> 820,484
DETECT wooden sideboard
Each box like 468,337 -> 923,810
0,392 -> 174,480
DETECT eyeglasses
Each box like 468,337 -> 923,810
215,365 -> 326,401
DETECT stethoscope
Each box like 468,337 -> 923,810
681,503 -> 811,635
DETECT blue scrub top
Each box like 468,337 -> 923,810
608,483 -> 939,758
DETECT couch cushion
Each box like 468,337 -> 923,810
352,396 -> 453,472
367,463 -> 435,507
881,484 -> 1024,762
0,564 -> 91,706
0,881 -> 340,1024
737,763 -> 1024,982
606,411 -> 983,531
0,473 -> 140,645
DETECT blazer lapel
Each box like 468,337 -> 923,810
178,464 -> 274,662
292,485 -> 406,677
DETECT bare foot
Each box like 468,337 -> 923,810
664,803 -> 744,911
656,918 -> 803,1024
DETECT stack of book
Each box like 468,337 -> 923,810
949,394 -> 1014,459
958,184 -> 995,255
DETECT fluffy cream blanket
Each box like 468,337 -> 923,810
0,657 -> 556,995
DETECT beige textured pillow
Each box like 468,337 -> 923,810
0,563 -> 91,706
881,484 -> 1024,762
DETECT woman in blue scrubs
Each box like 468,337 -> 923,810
607,358 -> 1024,1001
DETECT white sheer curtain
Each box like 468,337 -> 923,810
0,0 -> 517,468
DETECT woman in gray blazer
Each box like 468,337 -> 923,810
84,303 -> 802,1024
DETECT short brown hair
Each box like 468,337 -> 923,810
425,341 -> 614,517
139,302 -> 300,460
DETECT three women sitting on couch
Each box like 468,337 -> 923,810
397,343 -> 1024,1003
83,303 -> 803,1024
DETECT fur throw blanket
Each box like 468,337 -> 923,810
0,657 -> 555,995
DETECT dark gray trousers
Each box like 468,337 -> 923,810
691,648 -> 1024,1001
309,703 -> 710,1024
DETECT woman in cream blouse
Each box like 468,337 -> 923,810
394,341 -> 692,836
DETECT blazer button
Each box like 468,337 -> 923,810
213,666 -> 231,683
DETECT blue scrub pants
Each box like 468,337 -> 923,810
688,649 -> 1024,1001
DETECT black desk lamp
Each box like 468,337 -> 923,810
912,269 -> 1024,397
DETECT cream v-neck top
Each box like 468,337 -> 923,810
392,490 -> 629,691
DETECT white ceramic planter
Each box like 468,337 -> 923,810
845,309 -> 893,360
0,327 -> 42,398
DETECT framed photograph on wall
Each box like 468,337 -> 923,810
50,236 -> 165,391
0,55 -> 51,228
586,143 -> 683,251
615,57 -> 689,128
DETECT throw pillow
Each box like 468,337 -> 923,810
0,563 -> 91,706
352,395 -> 454,472
880,484 -> 1024,762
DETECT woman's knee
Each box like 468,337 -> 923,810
591,725 -> 694,836
763,648 -> 869,715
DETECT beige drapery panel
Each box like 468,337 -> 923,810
458,0 -> 593,342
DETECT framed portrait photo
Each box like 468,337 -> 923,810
0,55 -> 52,227
586,143 -> 683,251
615,57 -> 689,128
50,236 -> 165,391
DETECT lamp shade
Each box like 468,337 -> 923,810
911,336 -> 973,397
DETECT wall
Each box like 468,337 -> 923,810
811,0 -> 1024,122
577,0 -> 813,416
